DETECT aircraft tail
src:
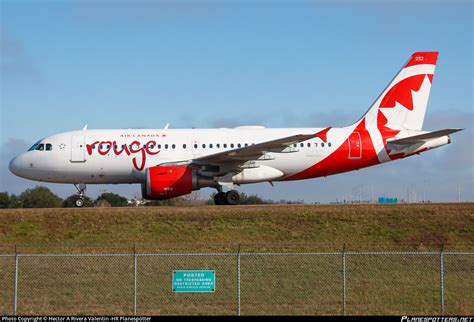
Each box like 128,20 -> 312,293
361,52 -> 438,132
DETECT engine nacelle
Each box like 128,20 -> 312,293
142,166 -> 216,200
232,165 -> 284,184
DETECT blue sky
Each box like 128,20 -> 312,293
1,0 -> 473,202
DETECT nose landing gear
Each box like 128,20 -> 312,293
75,198 -> 84,207
74,183 -> 87,207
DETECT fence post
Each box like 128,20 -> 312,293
133,244 -> 137,316
342,244 -> 346,316
237,244 -> 241,316
440,244 -> 445,315
13,245 -> 18,316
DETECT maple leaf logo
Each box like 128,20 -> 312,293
379,74 -> 429,111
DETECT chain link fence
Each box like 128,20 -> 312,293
0,248 -> 472,315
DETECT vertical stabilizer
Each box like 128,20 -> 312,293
362,52 -> 438,132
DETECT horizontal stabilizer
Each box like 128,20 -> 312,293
387,128 -> 463,145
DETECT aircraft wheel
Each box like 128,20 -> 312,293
225,190 -> 240,205
75,198 -> 84,207
214,192 -> 227,205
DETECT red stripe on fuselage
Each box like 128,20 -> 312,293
282,118 -> 379,181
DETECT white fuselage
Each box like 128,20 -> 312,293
9,127 -> 346,184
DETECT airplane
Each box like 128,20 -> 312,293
9,52 -> 463,206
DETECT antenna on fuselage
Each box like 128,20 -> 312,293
164,123 -> 170,129
82,124 -> 88,131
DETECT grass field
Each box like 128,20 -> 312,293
0,203 -> 473,315
0,203 -> 473,253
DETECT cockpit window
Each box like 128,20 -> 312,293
28,140 -> 53,151
28,140 -> 41,151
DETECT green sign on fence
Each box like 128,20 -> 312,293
172,270 -> 215,293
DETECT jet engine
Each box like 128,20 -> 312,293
142,166 -> 215,200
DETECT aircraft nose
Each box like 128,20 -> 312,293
9,156 -> 23,176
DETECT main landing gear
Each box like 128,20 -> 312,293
214,189 -> 240,205
74,183 -> 87,207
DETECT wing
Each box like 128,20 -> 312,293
158,132 -> 322,175
193,133 -> 315,164
157,128 -> 332,182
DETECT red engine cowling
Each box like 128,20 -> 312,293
145,166 -> 193,200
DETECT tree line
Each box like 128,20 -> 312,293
0,186 -> 129,208
0,186 -> 273,208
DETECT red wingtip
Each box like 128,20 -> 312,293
314,127 -> 331,142
404,52 -> 438,68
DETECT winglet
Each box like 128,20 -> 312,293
313,127 -> 331,142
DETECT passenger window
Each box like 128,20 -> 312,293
230,143 -> 234,148
46,144 -> 52,151
210,144 -> 213,148
244,143 -> 248,147
321,142 -> 325,147
307,143 -> 311,148
237,143 -> 241,148
293,144 -> 297,148
315,143 -> 318,147
224,144 -> 227,148
194,144 -> 198,149
165,144 -> 169,149
300,143 -> 304,148
216,144 -> 220,148
328,143 -> 332,147
172,144 -> 176,149
202,144 -> 206,149
183,144 -> 187,149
